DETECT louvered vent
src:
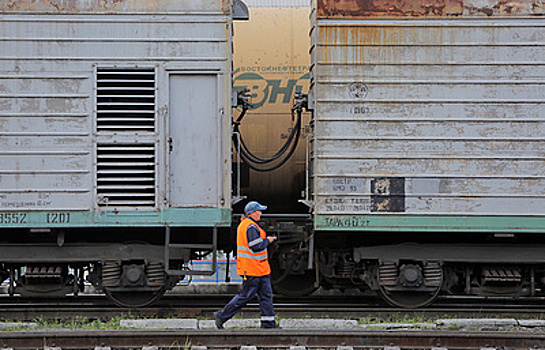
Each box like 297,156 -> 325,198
95,67 -> 156,208
96,68 -> 155,131
96,144 -> 156,207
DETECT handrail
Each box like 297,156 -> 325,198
299,132 -> 314,208
232,131 -> 245,205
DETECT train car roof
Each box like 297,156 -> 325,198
245,0 -> 309,7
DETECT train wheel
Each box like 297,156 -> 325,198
105,288 -> 165,308
271,269 -> 318,296
270,253 -> 318,296
378,287 -> 441,308
377,261 -> 443,308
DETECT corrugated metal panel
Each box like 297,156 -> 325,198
0,0 -> 232,212
311,11 -> 545,217
0,70 -> 93,210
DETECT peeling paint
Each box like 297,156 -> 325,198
317,0 -> 544,17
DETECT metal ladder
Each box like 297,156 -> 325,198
164,226 -> 217,277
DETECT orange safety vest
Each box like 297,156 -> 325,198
236,217 -> 271,277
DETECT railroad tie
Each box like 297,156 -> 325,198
142,346 -> 158,350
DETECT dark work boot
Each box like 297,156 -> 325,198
261,321 -> 280,329
214,311 -> 224,329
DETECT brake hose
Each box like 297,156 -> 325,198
232,92 -> 308,172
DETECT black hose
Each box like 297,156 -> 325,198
233,98 -> 304,172
235,107 -> 301,164
239,113 -> 301,172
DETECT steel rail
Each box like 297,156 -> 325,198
0,329 -> 543,349
2,294 -> 545,320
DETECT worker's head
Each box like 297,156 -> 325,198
244,201 -> 267,219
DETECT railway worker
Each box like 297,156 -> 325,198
214,201 -> 279,329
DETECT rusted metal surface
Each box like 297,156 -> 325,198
1,0 -> 231,13
316,0 -> 544,17
310,0 -> 545,221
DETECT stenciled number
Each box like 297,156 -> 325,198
0,213 -> 28,224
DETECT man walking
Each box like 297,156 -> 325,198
214,201 -> 279,329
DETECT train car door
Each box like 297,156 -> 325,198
168,74 -> 220,207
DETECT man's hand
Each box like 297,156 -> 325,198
267,236 -> 277,243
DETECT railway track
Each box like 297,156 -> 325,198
1,294 -> 545,320
0,328 -> 543,350
2,293 -> 545,349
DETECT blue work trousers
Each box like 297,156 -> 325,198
216,274 -> 275,327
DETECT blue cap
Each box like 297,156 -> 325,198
244,201 -> 267,215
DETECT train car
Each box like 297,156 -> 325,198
0,0 -> 248,307
269,0 -> 545,307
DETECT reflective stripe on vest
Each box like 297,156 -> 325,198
236,218 -> 271,277
237,245 -> 267,259
248,237 -> 264,247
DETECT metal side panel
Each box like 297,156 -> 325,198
0,71 -> 93,210
0,243 -> 190,263
0,208 -> 231,228
0,3 -> 234,216
315,214 -> 545,233
310,17 -> 545,224
353,243 -> 545,263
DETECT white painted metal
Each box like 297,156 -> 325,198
168,74 -> 220,207
0,0 -> 233,211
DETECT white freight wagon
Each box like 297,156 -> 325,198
0,0 -> 248,307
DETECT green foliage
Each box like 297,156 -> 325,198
24,314 -> 129,330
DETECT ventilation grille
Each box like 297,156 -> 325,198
96,144 -> 156,207
96,68 -> 155,132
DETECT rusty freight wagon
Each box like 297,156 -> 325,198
0,0 -> 248,307
272,0 -> 545,307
